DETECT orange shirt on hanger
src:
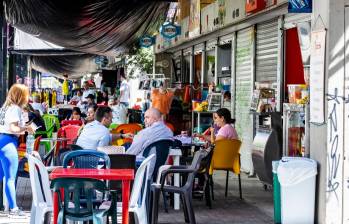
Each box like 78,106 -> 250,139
151,89 -> 174,115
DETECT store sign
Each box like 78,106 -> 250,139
160,23 -> 181,39
288,0 -> 312,13
139,35 -> 155,48
309,29 -> 326,124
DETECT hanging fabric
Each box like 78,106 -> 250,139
4,0 -> 169,56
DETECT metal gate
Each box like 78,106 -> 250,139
235,27 -> 254,173
256,19 -> 278,83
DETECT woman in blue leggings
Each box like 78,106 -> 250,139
0,84 -> 34,216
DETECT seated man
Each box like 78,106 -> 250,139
127,107 -> 173,159
76,106 -> 129,149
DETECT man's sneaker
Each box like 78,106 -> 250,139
8,207 -> 26,217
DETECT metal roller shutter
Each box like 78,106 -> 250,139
256,19 -> 278,83
235,27 -> 254,173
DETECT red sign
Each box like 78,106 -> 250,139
245,0 -> 266,14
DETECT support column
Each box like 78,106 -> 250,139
311,0 -> 344,223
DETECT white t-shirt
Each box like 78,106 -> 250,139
76,120 -> 111,149
119,80 -> 130,103
111,104 -> 128,124
0,105 -> 25,134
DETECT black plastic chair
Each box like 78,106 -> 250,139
106,154 -> 136,224
151,150 -> 206,224
142,139 -> 174,181
51,177 -> 116,224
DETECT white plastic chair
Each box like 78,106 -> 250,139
129,154 -> 155,224
27,154 -> 53,224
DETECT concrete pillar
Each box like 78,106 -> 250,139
311,0 -> 347,223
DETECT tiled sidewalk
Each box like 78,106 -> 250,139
5,170 -> 274,224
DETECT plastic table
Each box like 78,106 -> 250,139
50,168 -> 134,224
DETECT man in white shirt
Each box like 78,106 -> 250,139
119,74 -> 130,107
108,97 -> 127,124
30,95 -> 46,115
82,81 -> 96,102
76,106 -> 129,149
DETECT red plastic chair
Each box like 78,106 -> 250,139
56,125 -> 81,153
61,120 -> 83,127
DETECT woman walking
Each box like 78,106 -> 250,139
0,84 -> 34,215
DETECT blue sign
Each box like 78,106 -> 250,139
160,23 -> 181,39
288,0 -> 312,13
139,35 -> 155,48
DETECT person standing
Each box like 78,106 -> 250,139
119,73 -> 130,108
0,84 -> 34,216
62,74 -> 69,103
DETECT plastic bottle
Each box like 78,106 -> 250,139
26,134 -> 35,155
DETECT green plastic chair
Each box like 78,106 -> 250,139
35,114 -> 60,138
50,177 -> 116,224
35,114 -> 60,152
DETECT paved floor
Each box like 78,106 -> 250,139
0,171 -> 274,224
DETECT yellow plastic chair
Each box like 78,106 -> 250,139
209,139 -> 242,199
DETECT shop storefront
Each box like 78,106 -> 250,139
155,1 -> 314,176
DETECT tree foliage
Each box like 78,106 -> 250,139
126,47 -> 153,78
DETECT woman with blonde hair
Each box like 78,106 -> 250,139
0,84 -> 34,216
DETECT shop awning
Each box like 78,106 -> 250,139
4,0 -> 169,56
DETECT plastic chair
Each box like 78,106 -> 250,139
209,139 -> 242,199
16,136 -> 43,186
111,123 -> 143,146
129,154 -> 155,224
57,125 -> 81,147
27,154 -> 53,224
35,114 -> 60,138
151,150 -> 206,224
62,149 -> 110,169
61,119 -> 83,127
50,177 -> 115,224
142,139 -> 174,181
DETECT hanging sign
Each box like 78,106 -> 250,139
288,0 -> 312,13
139,35 -> 155,48
160,23 -> 181,39
309,29 -> 326,124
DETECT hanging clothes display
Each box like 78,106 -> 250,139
151,88 -> 175,115
52,91 -> 57,107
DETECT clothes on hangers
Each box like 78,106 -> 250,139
151,88 -> 174,115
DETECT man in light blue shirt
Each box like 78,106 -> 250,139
76,106 -> 128,149
127,108 -> 173,159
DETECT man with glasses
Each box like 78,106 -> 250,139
76,107 -> 132,149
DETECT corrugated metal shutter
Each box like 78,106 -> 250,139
256,19 -> 278,83
235,27 -> 254,173
173,51 -> 182,59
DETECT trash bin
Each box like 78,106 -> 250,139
272,161 -> 281,224
277,157 -> 317,224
